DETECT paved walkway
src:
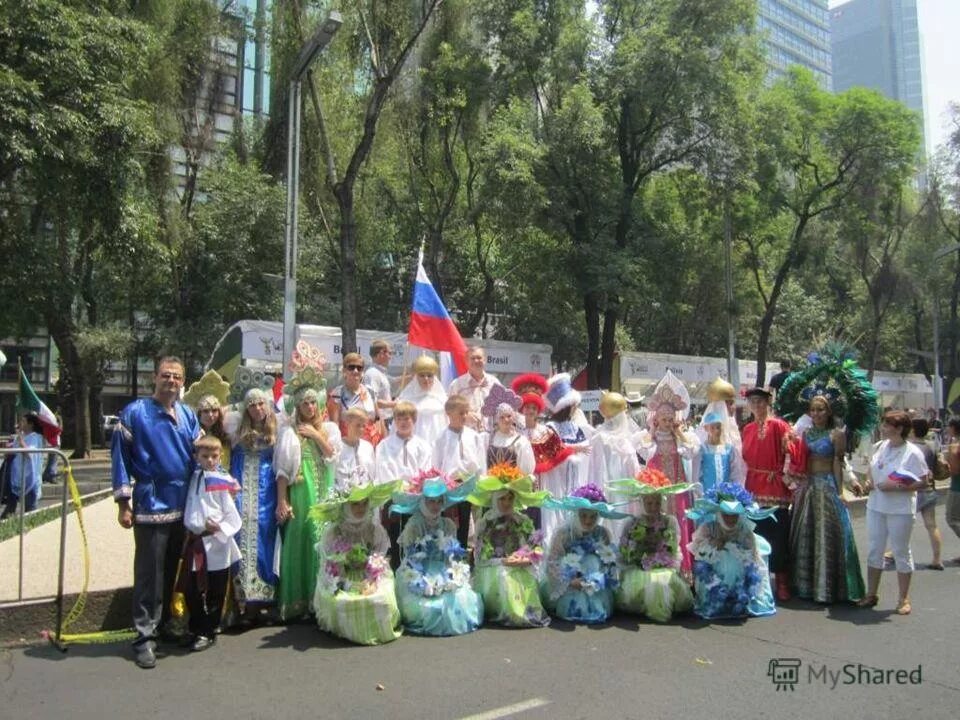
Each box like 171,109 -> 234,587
0,493 -> 133,603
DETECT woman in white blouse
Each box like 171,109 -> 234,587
860,410 -> 930,615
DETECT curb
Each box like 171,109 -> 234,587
0,587 -> 133,647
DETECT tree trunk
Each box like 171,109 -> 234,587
583,290 -> 601,389
600,295 -> 619,390
337,189 -> 358,354
755,306 -> 773,391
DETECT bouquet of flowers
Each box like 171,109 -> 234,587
479,514 -> 544,565
620,517 -> 679,570
322,539 -> 390,594
397,530 -> 472,597
558,537 -> 620,596
692,542 -> 764,617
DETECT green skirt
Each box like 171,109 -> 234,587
277,444 -> 333,621
473,563 -> 550,628
314,573 -> 402,645
616,567 -> 693,623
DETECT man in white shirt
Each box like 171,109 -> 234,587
446,345 -> 502,431
363,339 -> 396,425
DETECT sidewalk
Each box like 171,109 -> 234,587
0,492 -> 133,603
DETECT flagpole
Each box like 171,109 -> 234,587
400,240 -> 427,395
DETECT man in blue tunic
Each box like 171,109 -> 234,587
112,356 -> 199,669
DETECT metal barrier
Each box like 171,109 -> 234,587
0,446 -> 73,635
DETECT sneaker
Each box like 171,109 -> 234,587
190,636 -> 215,652
134,644 -> 157,669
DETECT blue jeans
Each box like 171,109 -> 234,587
1,487 -> 38,519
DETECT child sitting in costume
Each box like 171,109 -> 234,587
607,468 -> 694,623
685,482 -> 777,620
310,482 -> 402,645
390,471 -> 482,636
541,484 -> 627,624
469,464 -> 551,628
181,435 -> 242,651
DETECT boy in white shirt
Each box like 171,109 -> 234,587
182,436 -> 241,651
433,395 -> 487,546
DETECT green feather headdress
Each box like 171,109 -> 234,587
774,342 -> 879,440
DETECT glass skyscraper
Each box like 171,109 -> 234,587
758,0 -> 833,89
831,0 -> 926,155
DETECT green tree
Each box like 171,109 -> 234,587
741,70 -> 920,386
0,0 -> 160,455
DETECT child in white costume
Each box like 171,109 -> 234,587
182,436 -> 242,651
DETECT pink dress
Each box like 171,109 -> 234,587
643,431 -> 699,578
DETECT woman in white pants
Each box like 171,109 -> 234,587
860,411 -> 930,615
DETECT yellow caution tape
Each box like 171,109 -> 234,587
49,466 -> 136,645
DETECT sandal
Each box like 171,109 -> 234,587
896,599 -> 912,615
928,562 -> 945,571
856,595 -> 879,608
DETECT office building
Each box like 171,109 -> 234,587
759,0 -> 833,89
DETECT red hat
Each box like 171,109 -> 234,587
520,392 -> 545,412
511,373 -> 548,396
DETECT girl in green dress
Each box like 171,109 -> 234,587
274,350 -> 342,621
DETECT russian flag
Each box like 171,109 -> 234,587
409,260 -> 468,375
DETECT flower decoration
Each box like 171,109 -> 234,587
556,538 -> 620,597
478,515 -> 544,564
398,530 -> 471,597
620,517 -> 680,569
572,483 -> 607,504
403,468 -> 456,494
487,462 -> 524,484
635,467 -> 672,488
320,540 -> 389,594
706,481 -> 755,507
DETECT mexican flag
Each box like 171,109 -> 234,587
17,365 -> 61,446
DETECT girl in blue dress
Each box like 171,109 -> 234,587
541,484 -> 628,624
685,483 -> 777,620
226,386 -> 280,617
697,401 -> 746,499
390,472 -> 483,636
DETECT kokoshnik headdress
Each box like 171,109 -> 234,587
182,370 -> 230,412
284,339 -> 328,412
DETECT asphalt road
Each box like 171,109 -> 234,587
2,510 -> 959,720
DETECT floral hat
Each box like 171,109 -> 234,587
684,482 -> 778,524
466,463 -> 550,509
607,467 -> 692,497
543,483 -> 630,519
390,469 -> 478,515
309,480 -> 400,524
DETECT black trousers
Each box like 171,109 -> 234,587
132,522 -> 185,645
186,567 -> 229,638
753,507 -> 791,573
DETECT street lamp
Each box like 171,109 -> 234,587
283,11 -> 342,380
931,241 -> 960,417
